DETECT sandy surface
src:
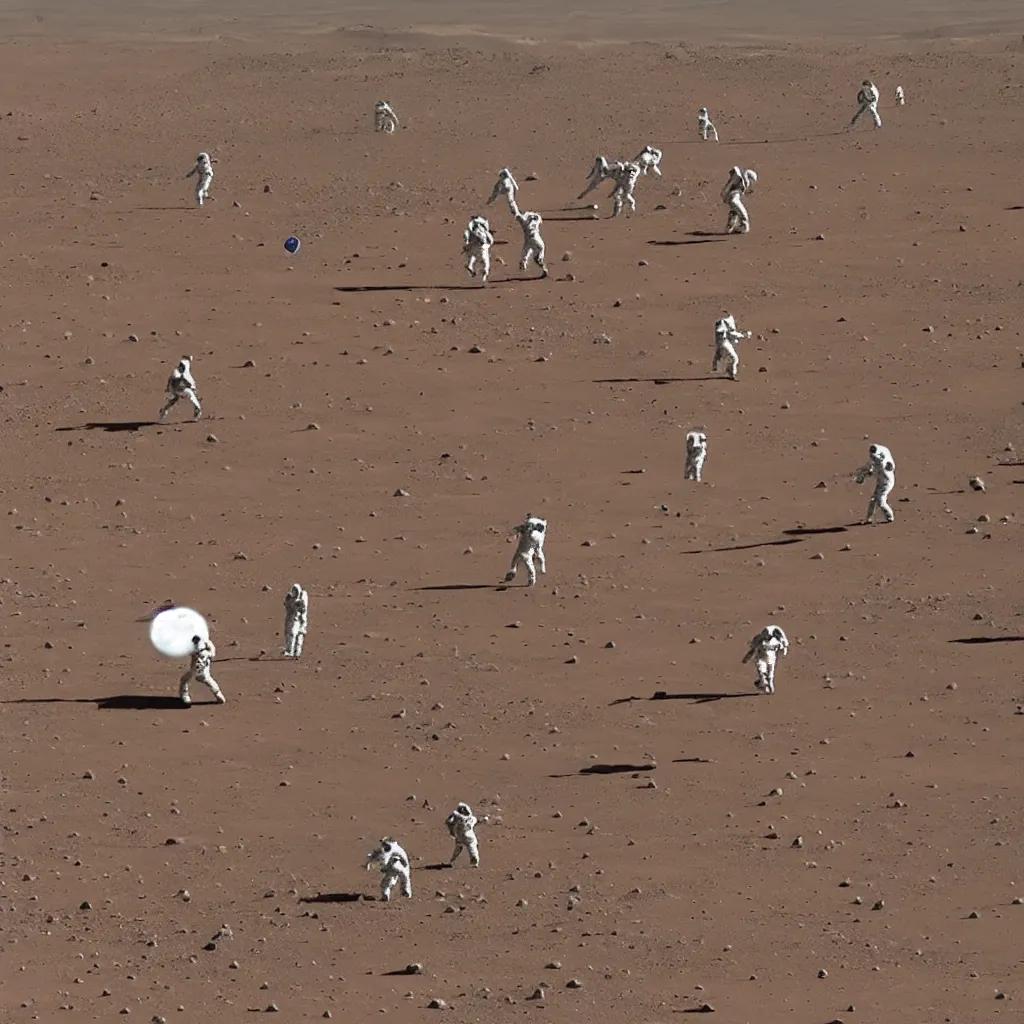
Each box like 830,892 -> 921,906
1,2 -> 1023,1022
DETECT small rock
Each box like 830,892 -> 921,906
566,979 -> 583,989
306,422 -> 320,431
545,961 -> 562,970
127,334 -> 139,343
243,359 -> 256,367
969,476 -> 986,492
79,901 -> 92,911
405,964 -> 423,975
815,233 -> 826,241
968,910 -> 980,919
394,488 -> 409,497
818,969 -> 828,979
427,999 -> 446,1010
205,434 -> 219,443
468,344 -> 483,354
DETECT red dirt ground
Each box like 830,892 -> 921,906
1,2 -> 1022,1022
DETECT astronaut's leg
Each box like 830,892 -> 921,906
380,870 -> 395,901
535,543 -> 546,576
522,550 -> 537,586
520,242 -> 531,272
184,388 -> 202,420
722,340 -> 739,380
612,188 -> 624,218
198,669 -> 226,704
400,865 -> 412,898
466,251 -> 477,278
754,656 -> 771,693
295,627 -> 305,657
159,394 -> 178,420
870,103 -> 882,128
693,453 -> 705,483
765,653 -> 777,694
865,494 -> 877,524
284,617 -> 297,656
450,840 -> 464,865
466,833 -> 480,867
480,248 -> 490,284
731,195 -> 750,233
533,239 -> 547,277
709,124 -> 719,142
625,190 -> 636,215
179,670 -> 193,706
684,456 -> 695,481
876,480 -> 895,523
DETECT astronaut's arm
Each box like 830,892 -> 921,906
185,165 -> 197,178
854,463 -> 873,483
741,645 -> 755,664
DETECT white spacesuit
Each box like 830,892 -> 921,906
159,356 -> 202,421
283,583 -> 309,658
504,514 -> 547,586
366,837 -> 412,900
578,156 -> 642,217
684,430 -> 708,482
856,443 -> 896,524
850,80 -> 882,129
185,152 -> 213,208
514,209 -> 547,277
179,636 -> 225,706
634,145 -> 663,176
742,625 -> 789,694
487,168 -> 519,210
446,802 -> 481,867
698,107 -> 719,142
463,215 -> 495,284
894,85 -> 905,106
722,166 -> 757,234
713,315 -> 752,380
374,100 -> 400,133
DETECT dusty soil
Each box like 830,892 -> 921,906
1,2 -> 1023,1022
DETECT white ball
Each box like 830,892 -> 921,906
150,607 -> 209,658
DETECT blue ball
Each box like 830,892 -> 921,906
284,236 -> 301,254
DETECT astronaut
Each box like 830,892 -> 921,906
365,837 -> 412,900
487,167 -> 519,210
850,79 -> 882,129
684,430 -> 708,482
894,85 -> 905,106
504,514 -> 547,586
698,107 -> 719,142
158,356 -> 202,421
463,215 -> 495,284
634,145 -> 663,176
374,100 -> 400,133
742,625 -> 789,694
446,802 -> 482,867
179,635 -> 225,707
713,314 -> 752,381
578,156 -> 642,217
283,583 -> 309,658
514,209 -> 548,277
721,166 -> 757,234
184,152 -> 213,208
855,443 -> 896,524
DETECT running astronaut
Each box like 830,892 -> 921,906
698,107 -> 719,141
462,215 -> 495,284
713,314 -> 752,380
283,583 -> 309,657
514,208 -> 548,277
486,167 -> 519,211
365,837 -> 412,900
185,152 -> 213,208
855,443 -> 896,524
504,514 -> 547,586
578,156 -> 642,218
179,635 -> 226,707
684,430 -> 708,482
850,79 -> 882,130
742,625 -> 789,694
721,166 -> 757,234
446,802 -> 487,867
159,356 -> 202,421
